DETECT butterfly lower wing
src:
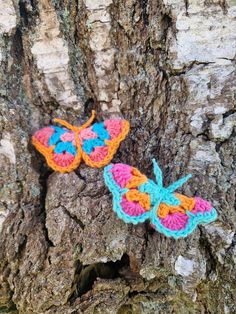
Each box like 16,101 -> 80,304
104,163 -> 151,224
81,119 -> 129,168
32,126 -> 81,173
150,193 -> 217,239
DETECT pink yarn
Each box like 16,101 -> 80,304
121,196 -> 146,216
192,197 -> 212,214
110,164 -> 132,188
160,212 -> 189,231
104,120 -> 122,140
60,132 -> 76,145
34,127 -> 54,147
79,127 -> 97,144
89,146 -> 108,162
53,152 -> 74,167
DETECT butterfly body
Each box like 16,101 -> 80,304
32,111 -> 129,172
104,160 -> 217,239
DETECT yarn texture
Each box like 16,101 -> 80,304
103,159 -> 217,239
32,111 -> 130,173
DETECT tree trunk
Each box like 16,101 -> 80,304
0,0 -> 235,313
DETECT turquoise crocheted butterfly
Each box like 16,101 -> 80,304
103,160 -> 217,239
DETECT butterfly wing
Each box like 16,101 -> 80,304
150,193 -> 218,239
32,126 -> 81,173
104,163 -> 151,224
81,119 -> 129,168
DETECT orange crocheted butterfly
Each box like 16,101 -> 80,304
32,111 -> 130,173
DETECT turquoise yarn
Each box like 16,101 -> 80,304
104,165 -> 150,224
82,122 -> 111,154
92,122 -> 110,140
104,159 -> 218,239
48,126 -> 66,146
82,138 -> 105,154
54,141 -> 76,156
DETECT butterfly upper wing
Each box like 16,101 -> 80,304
81,119 -> 129,168
104,163 -> 151,224
150,193 -> 218,239
32,126 -> 81,173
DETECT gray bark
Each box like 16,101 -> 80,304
0,0 -> 235,313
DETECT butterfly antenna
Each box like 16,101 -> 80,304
166,174 -> 192,193
53,110 -> 96,132
80,110 -> 96,130
53,118 -> 77,131
152,159 -> 163,188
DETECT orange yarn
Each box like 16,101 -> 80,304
125,190 -> 151,210
157,194 -> 196,219
53,110 -> 96,133
175,193 -> 195,211
82,120 -> 130,168
32,130 -> 82,173
126,167 -> 148,188
32,111 -> 130,173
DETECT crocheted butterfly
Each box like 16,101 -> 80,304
104,160 -> 217,239
32,111 -> 129,173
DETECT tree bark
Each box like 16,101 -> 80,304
0,0 -> 235,313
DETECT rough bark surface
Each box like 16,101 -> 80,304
0,0 -> 235,313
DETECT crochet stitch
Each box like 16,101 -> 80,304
32,111 -> 130,173
103,159 -> 217,239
